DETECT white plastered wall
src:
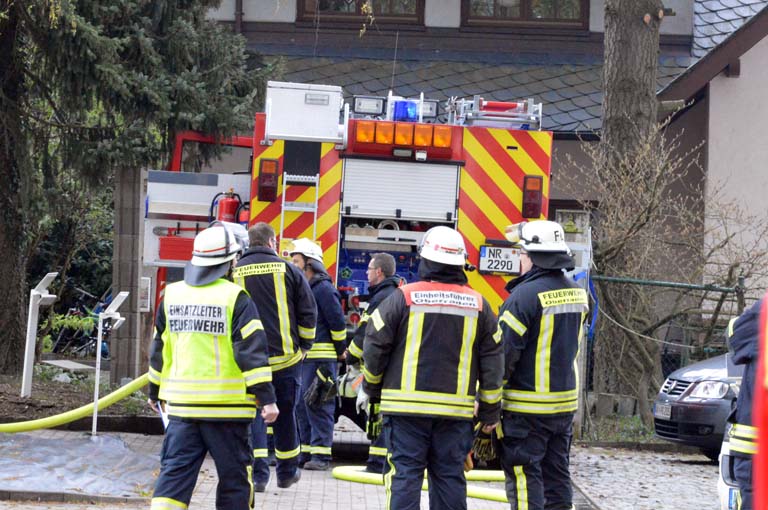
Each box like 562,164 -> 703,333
707,35 -> 768,295
208,0 -> 297,22
425,0 -> 461,27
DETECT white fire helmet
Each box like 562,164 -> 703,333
289,238 -> 324,264
190,225 -> 242,267
419,226 -> 468,266
505,220 -> 570,254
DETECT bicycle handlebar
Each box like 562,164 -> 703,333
73,287 -> 98,300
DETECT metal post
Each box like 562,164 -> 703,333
90,291 -> 129,437
21,292 -> 42,398
91,314 -> 105,436
21,272 -> 58,398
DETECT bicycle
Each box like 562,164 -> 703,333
50,287 -> 112,360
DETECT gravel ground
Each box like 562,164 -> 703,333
570,444 -> 720,510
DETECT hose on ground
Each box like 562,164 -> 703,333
332,465 -> 508,503
0,373 -> 148,433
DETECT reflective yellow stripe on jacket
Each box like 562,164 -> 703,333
730,423 -> 758,455
159,280 -> 260,419
380,389 -> 475,419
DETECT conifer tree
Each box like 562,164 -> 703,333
0,0 -> 274,373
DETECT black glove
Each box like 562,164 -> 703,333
472,422 -> 503,462
366,401 -> 382,441
303,366 -> 337,410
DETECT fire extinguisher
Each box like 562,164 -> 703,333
236,202 -> 250,227
209,188 -> 242,223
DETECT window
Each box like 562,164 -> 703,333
465,0 -> 587,27
299,0 -> 423,23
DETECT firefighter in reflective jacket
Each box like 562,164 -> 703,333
290,238 -> 347,471
233,222 -> 317,491
498,220 -> 588,510
363,226 -> 504,510
148,224 -> 278,510
754,293 -> 768,510
726,297 -> 763,510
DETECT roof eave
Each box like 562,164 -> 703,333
658,6 -> 768,102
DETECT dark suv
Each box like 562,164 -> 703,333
653,354 -> 742,461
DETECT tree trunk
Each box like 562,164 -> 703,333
602,0 -> 663,155
0,3 -> 29,375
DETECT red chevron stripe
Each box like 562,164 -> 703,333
463,151 -> 519,222
512,131 -> 551,177
468,128 -> 527,188
283,215 -> 315,239
458,188 -> 505,240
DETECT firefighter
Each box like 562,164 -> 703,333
726,297 -> 763,510
346,252 -> 401,474
290,238 -> 347,471
362,226 -> 504,510
497,220 -> 588,510
754,293 -> 768,510
233,222 -> 317,491
147,224 -> 278,510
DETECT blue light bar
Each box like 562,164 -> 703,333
393,100 -> 419,122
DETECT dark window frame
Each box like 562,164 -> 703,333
297,0 -> 425,26
461,0 -> 589,29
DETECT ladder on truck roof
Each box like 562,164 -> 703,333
446,96 -> 543,130
279,173 -> 320,241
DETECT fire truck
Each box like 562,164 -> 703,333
142,81 -> 557,315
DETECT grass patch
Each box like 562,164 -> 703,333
582,415 -> 659,443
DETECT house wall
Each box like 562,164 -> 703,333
425,0 -> 461,28
209,0 -> 694,35
208,0 -> 297,22
707,35 -> 768,294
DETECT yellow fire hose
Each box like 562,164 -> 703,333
332,465 -> 508,503
0,373 -> 148,434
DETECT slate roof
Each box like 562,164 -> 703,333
693,0 -> 768,57
263,50 -> 692,133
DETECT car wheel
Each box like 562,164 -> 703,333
702,448 -> 720,462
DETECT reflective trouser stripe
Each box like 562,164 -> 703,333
151,497 -> 188,510
310,446 -> 332,456
253,448 -> 268,458
514,466 -> 529,510
276,446 -> 300,459
384,450 -> 396,510
369,446 -> 387,457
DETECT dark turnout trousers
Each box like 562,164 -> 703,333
296,360 -> 336,463
500,413 -> 574,510
151,419 -> 253,510
251,364 -> 301,484
383,415 -> 473,510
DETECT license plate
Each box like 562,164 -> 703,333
654,402 -> 672,420
478,245 -> 521,275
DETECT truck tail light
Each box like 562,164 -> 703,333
257,158 -> 279,202
414,124 -> 433,147
375,122 -> 395,144
522,175 -> 543,218
356,121 -> 375,143
433,125 -> 452,148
